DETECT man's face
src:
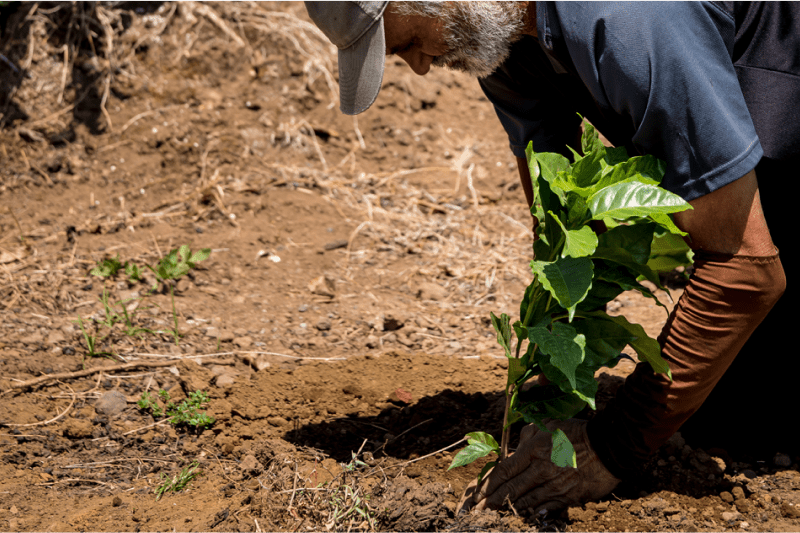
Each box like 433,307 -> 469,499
384,2 -> 524,78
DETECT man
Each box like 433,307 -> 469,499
305,1 -> 795,516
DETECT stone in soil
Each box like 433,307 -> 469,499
95,390 -> 127,417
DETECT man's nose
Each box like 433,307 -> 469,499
397,48 -> 433,75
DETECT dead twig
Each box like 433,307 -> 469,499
1,360 -> 177,396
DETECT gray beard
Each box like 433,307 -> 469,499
393,2 -> 525,78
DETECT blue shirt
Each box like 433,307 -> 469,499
479,2 -> 763,201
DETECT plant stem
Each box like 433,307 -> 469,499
500,383 -> 514,460
170,285 -> 180,345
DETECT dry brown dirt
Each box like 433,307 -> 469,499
0,3 -> 797,532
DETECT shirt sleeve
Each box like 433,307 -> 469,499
549,1 -> 762,200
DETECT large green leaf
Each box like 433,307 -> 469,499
648,230 -> 693,274
550,211 -> 599,258
537,353 -> 599,409
531,257 -> 594,321
529,322 -> 586,389
571,314 -> 637,368
551,428 -> 577,468
597,223 -> 658,265
516,386 -> 587,421
588,181 -> 690,221
591,246 -> 663,289
529,150 -> 571,184
581,312 -> 671,378
576,279 -> 625,312
592,261 -> 668,311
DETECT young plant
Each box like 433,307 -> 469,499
90,255 -> 126,278
147,245 -> 211,344
450,121 -> 693,473
137,389 -> 215,430
155,461 -> 201,501
86,245 -> 211,347
72,317 -> 114,366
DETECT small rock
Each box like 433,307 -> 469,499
735,499 -> 753,514
741,469 -> 757,479
342,383 -> 364,397
721,491 -> 735,503
721,511 -> 742,522
416,282 -> 448,301
215,373 -> 236,388
739,521 -> 750,529
595,501 -> 609,512
219,330 -> 235,342
389,388 -> 413,404
315,319 -> 332,331
233,336 -> 253,348
774,453 -> 792,468
780,502 -> 800,519
205,326 -> 220,338
239,454 -> 264,476
95,390 -> 127,417
112,496 -> 122,507
267,416 -> 288,427
732,486 -> 746,501
663,506 -> 681,516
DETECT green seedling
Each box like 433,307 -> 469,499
137,389 -> 215,430
90,255 -> 126,278
155,461 -> 201,501
72,317 -> 114,366
450,120 -> 693,473
146,246 -> 211,343
84,245 -> 211,350
146,245 -> 211,291
137,391 -> 164,417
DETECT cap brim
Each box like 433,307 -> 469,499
337,16 -> 385,115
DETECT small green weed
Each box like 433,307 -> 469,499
76,244 -> 211,356
90,255 -> 126,278
155,461 -> 201,501
137,389 -> 215,430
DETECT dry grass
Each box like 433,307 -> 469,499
1,1 -> 534,318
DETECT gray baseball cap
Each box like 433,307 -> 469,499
305,1 -> 388,115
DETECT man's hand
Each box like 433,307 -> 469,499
458,419 -> 620,517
